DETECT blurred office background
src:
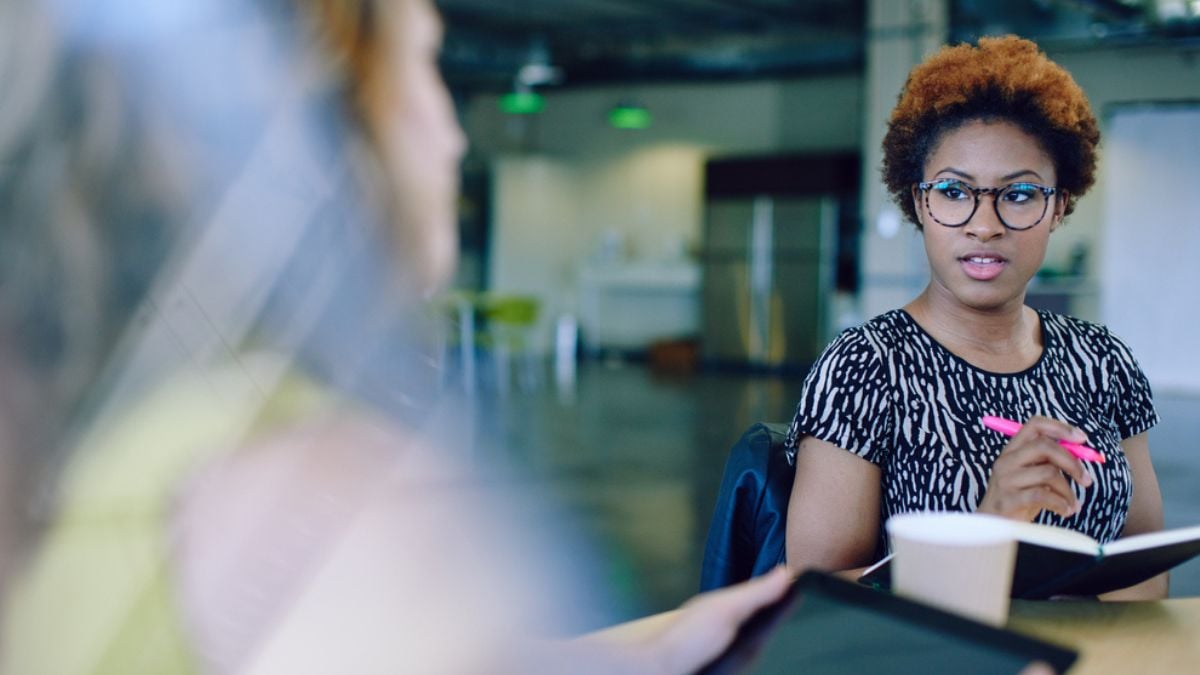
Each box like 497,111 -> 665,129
430,0 -> 1200,620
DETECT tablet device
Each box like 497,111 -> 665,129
699,570 -> 1077,674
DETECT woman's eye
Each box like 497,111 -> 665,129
1003,186 -> 1036,203
936,184 -> 967,200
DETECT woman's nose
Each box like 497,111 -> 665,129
963,194 -> 1006,239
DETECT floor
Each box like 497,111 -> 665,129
470,359 -> 1200,624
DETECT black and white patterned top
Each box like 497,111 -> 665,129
786,309 -> 1158,552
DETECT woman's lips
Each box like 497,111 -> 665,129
959,254 -> 1008,281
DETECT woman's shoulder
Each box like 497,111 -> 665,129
171,410 -> 436,670
1038,310 -> 1133,352
173,414 -> 569,674
1039,309 -> 1106,337
861,309 -> 916,337
823,309 -> 912,356
805,311 -> 916,385
830,309 -> 909,341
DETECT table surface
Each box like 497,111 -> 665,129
1007,597 -> 1200,674
596,597 -> 1200,674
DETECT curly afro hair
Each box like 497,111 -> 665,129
882,35 -> 1100,228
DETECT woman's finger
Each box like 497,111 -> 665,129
1016,485 -> 1077,518
1002,437 -> 1092,488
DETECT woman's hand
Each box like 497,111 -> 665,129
577,566 -> 793,675
977,416 -> 1094,522
645,566 -> 792,675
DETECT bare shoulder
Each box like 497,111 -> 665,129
170,410 -> 425,587
169,412 -> 443,671
169,411 -> 542,673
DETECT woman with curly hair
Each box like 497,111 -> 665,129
784,36 -> 1166,600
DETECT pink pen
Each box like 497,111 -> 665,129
980,415 -> 1105,464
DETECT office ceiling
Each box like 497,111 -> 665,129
437,0 -> 866,90
435,0 -> 1200,93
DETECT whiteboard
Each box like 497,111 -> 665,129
1101,105 -> 1200,394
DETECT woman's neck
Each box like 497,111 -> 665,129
904,289 -> 1041,367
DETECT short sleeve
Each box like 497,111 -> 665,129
785,328 -> 893,465
1106,330 -> 1159,439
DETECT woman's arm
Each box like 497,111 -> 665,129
785,436 -> 882,573
576,566 -> 792,675
1099,432 -> 1168,601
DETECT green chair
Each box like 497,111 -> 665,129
478,294 -> 541,394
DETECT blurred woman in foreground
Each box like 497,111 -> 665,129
0,0 -> 788,671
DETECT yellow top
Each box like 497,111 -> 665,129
2,360 -> 327,675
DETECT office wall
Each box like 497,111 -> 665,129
487,148 -> 708,353
1100,105 -> 1200,395
468,75 -> 863,352
469,76 -> 863,260
489,157 -> 581,304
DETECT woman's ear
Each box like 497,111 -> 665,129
1049,190 -> 1069,232
911,185 -> 925,229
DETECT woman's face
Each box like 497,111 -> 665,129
369,0 -> 467,292
914,119 -> 1066,313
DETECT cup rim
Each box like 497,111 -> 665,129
885,511 -> 1015,547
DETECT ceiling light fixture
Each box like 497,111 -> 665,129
500,86 -> 545,115
499,37 -> 562,116
608,101 -> 652,130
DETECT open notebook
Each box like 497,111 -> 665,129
860,521 -> 1200,599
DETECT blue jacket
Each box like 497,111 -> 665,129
700,422 -> 795,592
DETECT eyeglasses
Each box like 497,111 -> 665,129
915,179 -> 1058,231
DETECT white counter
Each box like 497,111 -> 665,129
578,261 -> 701,351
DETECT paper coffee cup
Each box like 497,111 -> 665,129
886,512 -> 1017,626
